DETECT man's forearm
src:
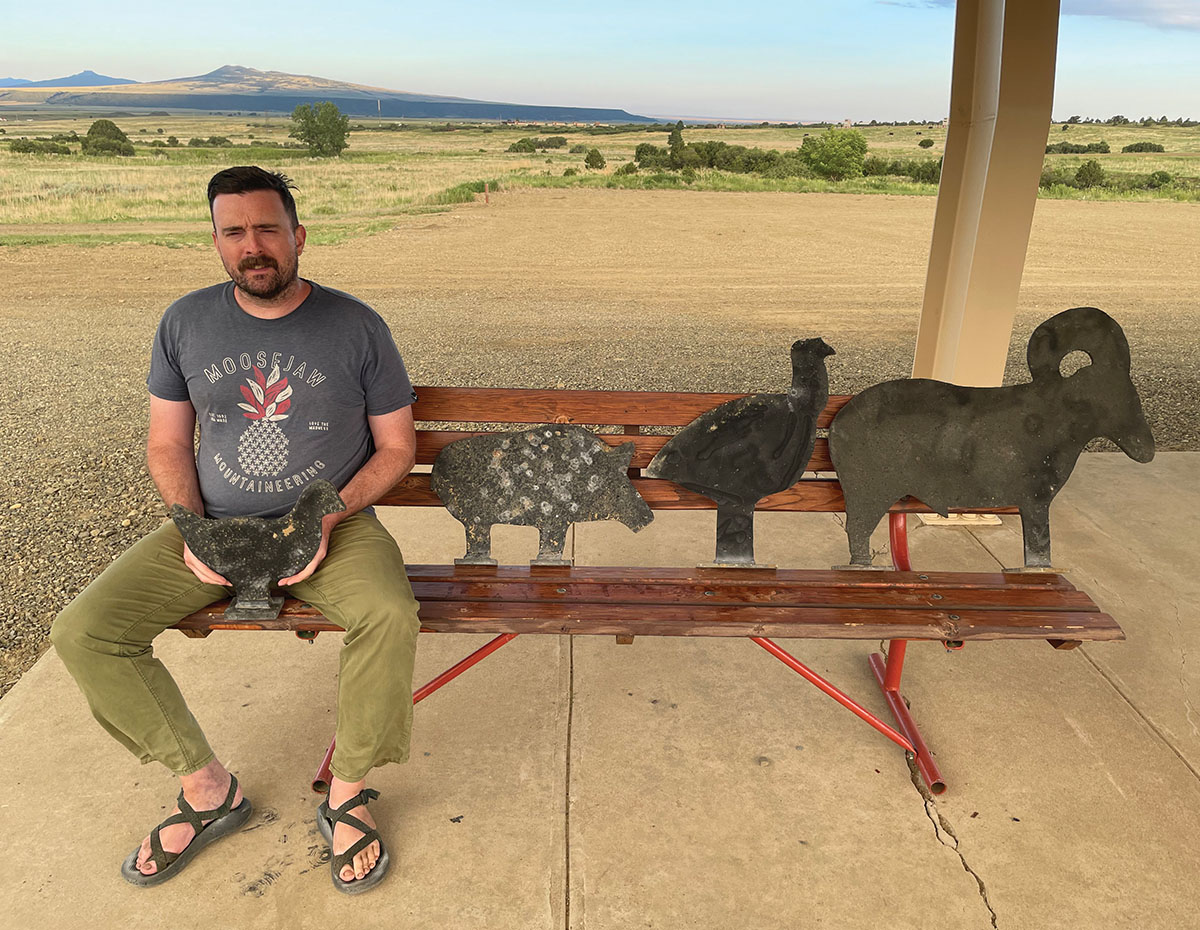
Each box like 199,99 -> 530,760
147,443 -> 204,514
333,447 -> 415,522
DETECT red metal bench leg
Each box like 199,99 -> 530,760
876,513 -> 947,794
868,642 -> 946,794
311,632 -> 520,792
752,637 -> 915,755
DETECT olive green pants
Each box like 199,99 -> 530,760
51,511 -> 420,781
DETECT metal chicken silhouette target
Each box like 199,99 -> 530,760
646,338 -> 836,566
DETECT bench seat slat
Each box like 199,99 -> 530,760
413,387 -> 852,428
173,600 -> 1121,642
406,582 -> 1098,611
401,565 -> 1078,589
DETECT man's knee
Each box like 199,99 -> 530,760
344,592 -> 421,647
49,596 -> 93,665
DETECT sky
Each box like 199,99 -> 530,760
4,1 -> 1198,121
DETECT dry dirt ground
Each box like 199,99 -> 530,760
1,188 -> 1197,693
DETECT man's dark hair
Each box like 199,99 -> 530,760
207,166 -> 300,228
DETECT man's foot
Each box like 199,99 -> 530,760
328,776 -> 381,883
135,760 -> 244,876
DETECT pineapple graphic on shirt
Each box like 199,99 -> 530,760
236,364 -> 293,476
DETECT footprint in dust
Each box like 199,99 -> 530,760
307,844 -> 331,869
240,854 -> 294,897
242,807 -> 280,833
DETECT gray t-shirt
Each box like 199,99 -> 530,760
148,280 -> 416,519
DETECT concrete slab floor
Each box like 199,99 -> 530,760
0,453 -> 1195,929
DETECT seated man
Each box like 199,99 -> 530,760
52,165 -> 420,894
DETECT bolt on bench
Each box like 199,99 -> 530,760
172,386 -> 1125,795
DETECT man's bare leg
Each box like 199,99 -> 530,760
328,775 -> 381,882
135,758 -> 244,875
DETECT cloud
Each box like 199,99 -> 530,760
885,1 -> 1200,30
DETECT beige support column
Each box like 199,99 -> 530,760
913,0 -> 1061,386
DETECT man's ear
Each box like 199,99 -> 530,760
295,224 -> 307,255
211,228 -> 218,250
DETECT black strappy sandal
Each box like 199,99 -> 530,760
316,788 -> 390,895
121,773 -> 252,886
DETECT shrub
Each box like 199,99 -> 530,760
1122,141 -> 1165,153
167,136 -> 179,146
187,137 -> 207,147
918,138 -> 934,148
81,136 -> 134,156
680,166 -> 697,184
563,167 -> 578,177
569,144 -> 587,154
1045,140 -> 1110,155
1040,165 -> 1073,189
584,148 -> 606,170
507,138 -> 537,153
798,128 -> 867,180
615,161 -> 638,175
86,119 -> 130,143
1074,159 -> 1105,188
81,118 -> 134,156
10,139 -> 71,155
907,158 -> 942,184
206,136 -> 233,147
1146,170 -> 1172,188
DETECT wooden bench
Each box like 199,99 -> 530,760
173,386 -> 1124,795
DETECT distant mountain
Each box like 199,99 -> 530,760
12,70 -> 136,88
2,64 -> 655,123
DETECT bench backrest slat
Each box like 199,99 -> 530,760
414,431 -> 835,471
413,386 -> 852,428
378,473 -> 1018,514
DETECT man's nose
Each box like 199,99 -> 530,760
241,230 -> 264,253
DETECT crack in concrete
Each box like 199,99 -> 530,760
1170,601 -> 1200,740
907,755 -> 999,929
1077,647 -> 1200,783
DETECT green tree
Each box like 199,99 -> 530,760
918,137 -> 934,148
81,119 -> 134,156
668,120 -> 685,167
584,148 -> 606,170
798,128 -> 868,180
1074,159 -> 1105,188
289,101 -> 351,157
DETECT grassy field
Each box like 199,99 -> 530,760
1,113 -> 1197,247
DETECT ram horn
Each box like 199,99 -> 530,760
1026,306 -> 1132,382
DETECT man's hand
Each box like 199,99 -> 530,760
278,512 -> 340,587
182,542 -> 231,586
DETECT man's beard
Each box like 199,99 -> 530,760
228,254 -> 298,301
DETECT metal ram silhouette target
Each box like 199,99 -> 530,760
646,338 -> 836,566
828,307 -> 1154,569
432,425 -> 654,566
